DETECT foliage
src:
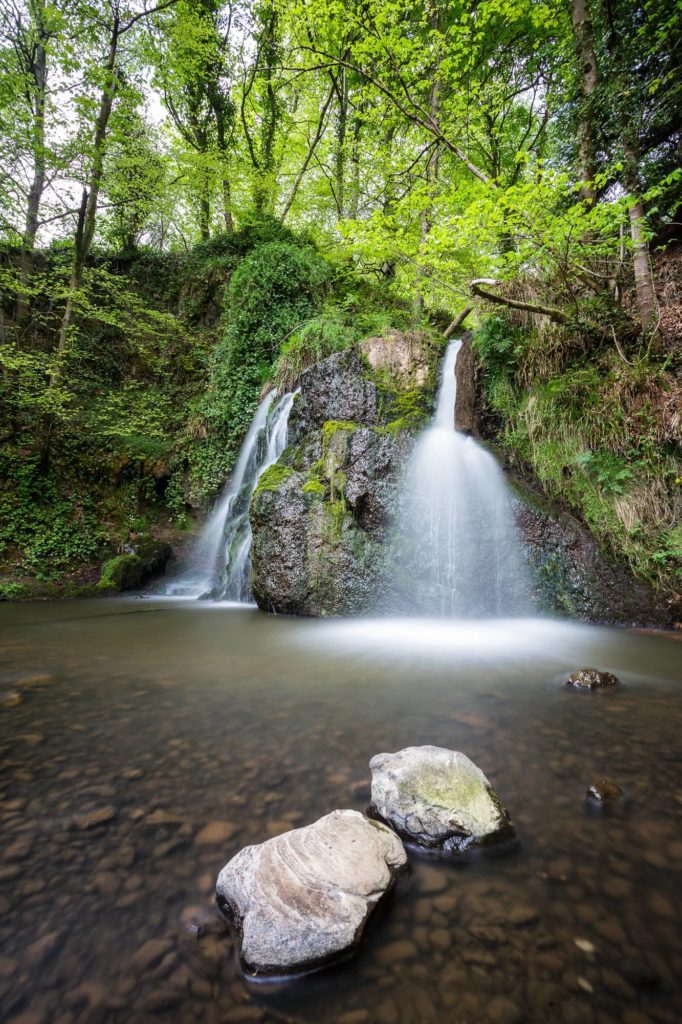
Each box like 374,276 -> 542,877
473,312 -> 682,593
188,236 -> 331,499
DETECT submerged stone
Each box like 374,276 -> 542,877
586,778 -> 623,803
369,745 -> 515,854
215,809 -> 406,977
566,668 -> 620,690
586,777 -> 626,815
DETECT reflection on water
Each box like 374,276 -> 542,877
1,600 -> 681,1024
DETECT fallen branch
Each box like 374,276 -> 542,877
470,279 -> 572,325
444,306 -> 472,338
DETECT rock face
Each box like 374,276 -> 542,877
514,489 -> 673,626
250,336 -> 440,615
216,809 -> 407,976
369,746 -> 515,854
453,332 -> 478,435
565,668 -> 620,690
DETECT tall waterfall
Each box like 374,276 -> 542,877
397,340 -> 531,616
166,391 -> 294,600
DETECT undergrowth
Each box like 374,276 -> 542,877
473,313 -> 682,596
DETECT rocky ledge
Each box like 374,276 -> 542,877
370,745 -> 515,854
250,333 -> 441,616
216,809 -> 406,976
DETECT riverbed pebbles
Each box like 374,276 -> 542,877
1,614 -> 680,1024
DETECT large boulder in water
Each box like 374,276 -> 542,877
369,746 -> 515,854
215,809 -> 407,976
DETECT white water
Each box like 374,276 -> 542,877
166,391 -> 294,600
397,340 -> 532,616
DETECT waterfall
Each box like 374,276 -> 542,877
166,391 -> 294,600
397,340 -> 532,617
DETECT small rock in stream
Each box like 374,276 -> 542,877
369,746 -> 515,853
585,777 -> 624,810
565,669 -> 620,691
216,809 -> 406,976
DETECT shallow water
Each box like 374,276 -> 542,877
1,600 -> 681,1024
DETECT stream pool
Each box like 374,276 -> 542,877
1,599 -> 681,1024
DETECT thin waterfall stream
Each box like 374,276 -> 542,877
166,390 -> 294,600
398,339 -> 532,616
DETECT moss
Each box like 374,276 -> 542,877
97,554 -> 143,593
302,478 -> 326,496
253,464 -> 294,497
321,420 -> 357,451
322,498 -> 348,544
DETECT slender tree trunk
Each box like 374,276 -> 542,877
17,4 -> 49,326
623,140 -> 659,343
348,105 -> 362,219
333,67 -> 348,218
199,194 -> 211,241
569,0 -> 599,205
221,177 -> 234,233
43,18 -> 120,463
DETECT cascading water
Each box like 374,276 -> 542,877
397,340 -> 532,617
166,390 -> 294,600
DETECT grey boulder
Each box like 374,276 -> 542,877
216,809 -> 406,976
370,745 -> 515,854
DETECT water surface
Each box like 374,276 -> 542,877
1,600 -> 681,1024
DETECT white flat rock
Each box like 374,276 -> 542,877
370,745 -> 514,853
216,809 -> 406,976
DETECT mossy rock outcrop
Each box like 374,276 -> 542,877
97,538 -> 172,594
250,336 -> 441,615
97,555 -> 144,593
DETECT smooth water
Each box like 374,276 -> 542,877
399,341 -> 532,616
1,600 -> 681,1023
166,392 -> 294,601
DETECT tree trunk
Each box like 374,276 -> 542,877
569,0 -> 599,204
43,18 -> 120,463
17,3 -> 49,326
333,67 -> 348,218
623,140 -> 659,343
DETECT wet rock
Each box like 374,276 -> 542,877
216,809 -> 406,976
565,669 -> 620,691
369,746 -> 515,853
194,821 -> 236,846
72,806 -> 116,830
585,778 -> 624,809
1,690 -> 22,708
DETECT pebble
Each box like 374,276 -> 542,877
131,938 -> 173,972
194,820 -> 236,846
487,996 -> 524,1024
1,690 -> 22,707
72,806 -> 116,830
430,928 -> 451,951
574,938 -> 596,955
375,941 -> 418,966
